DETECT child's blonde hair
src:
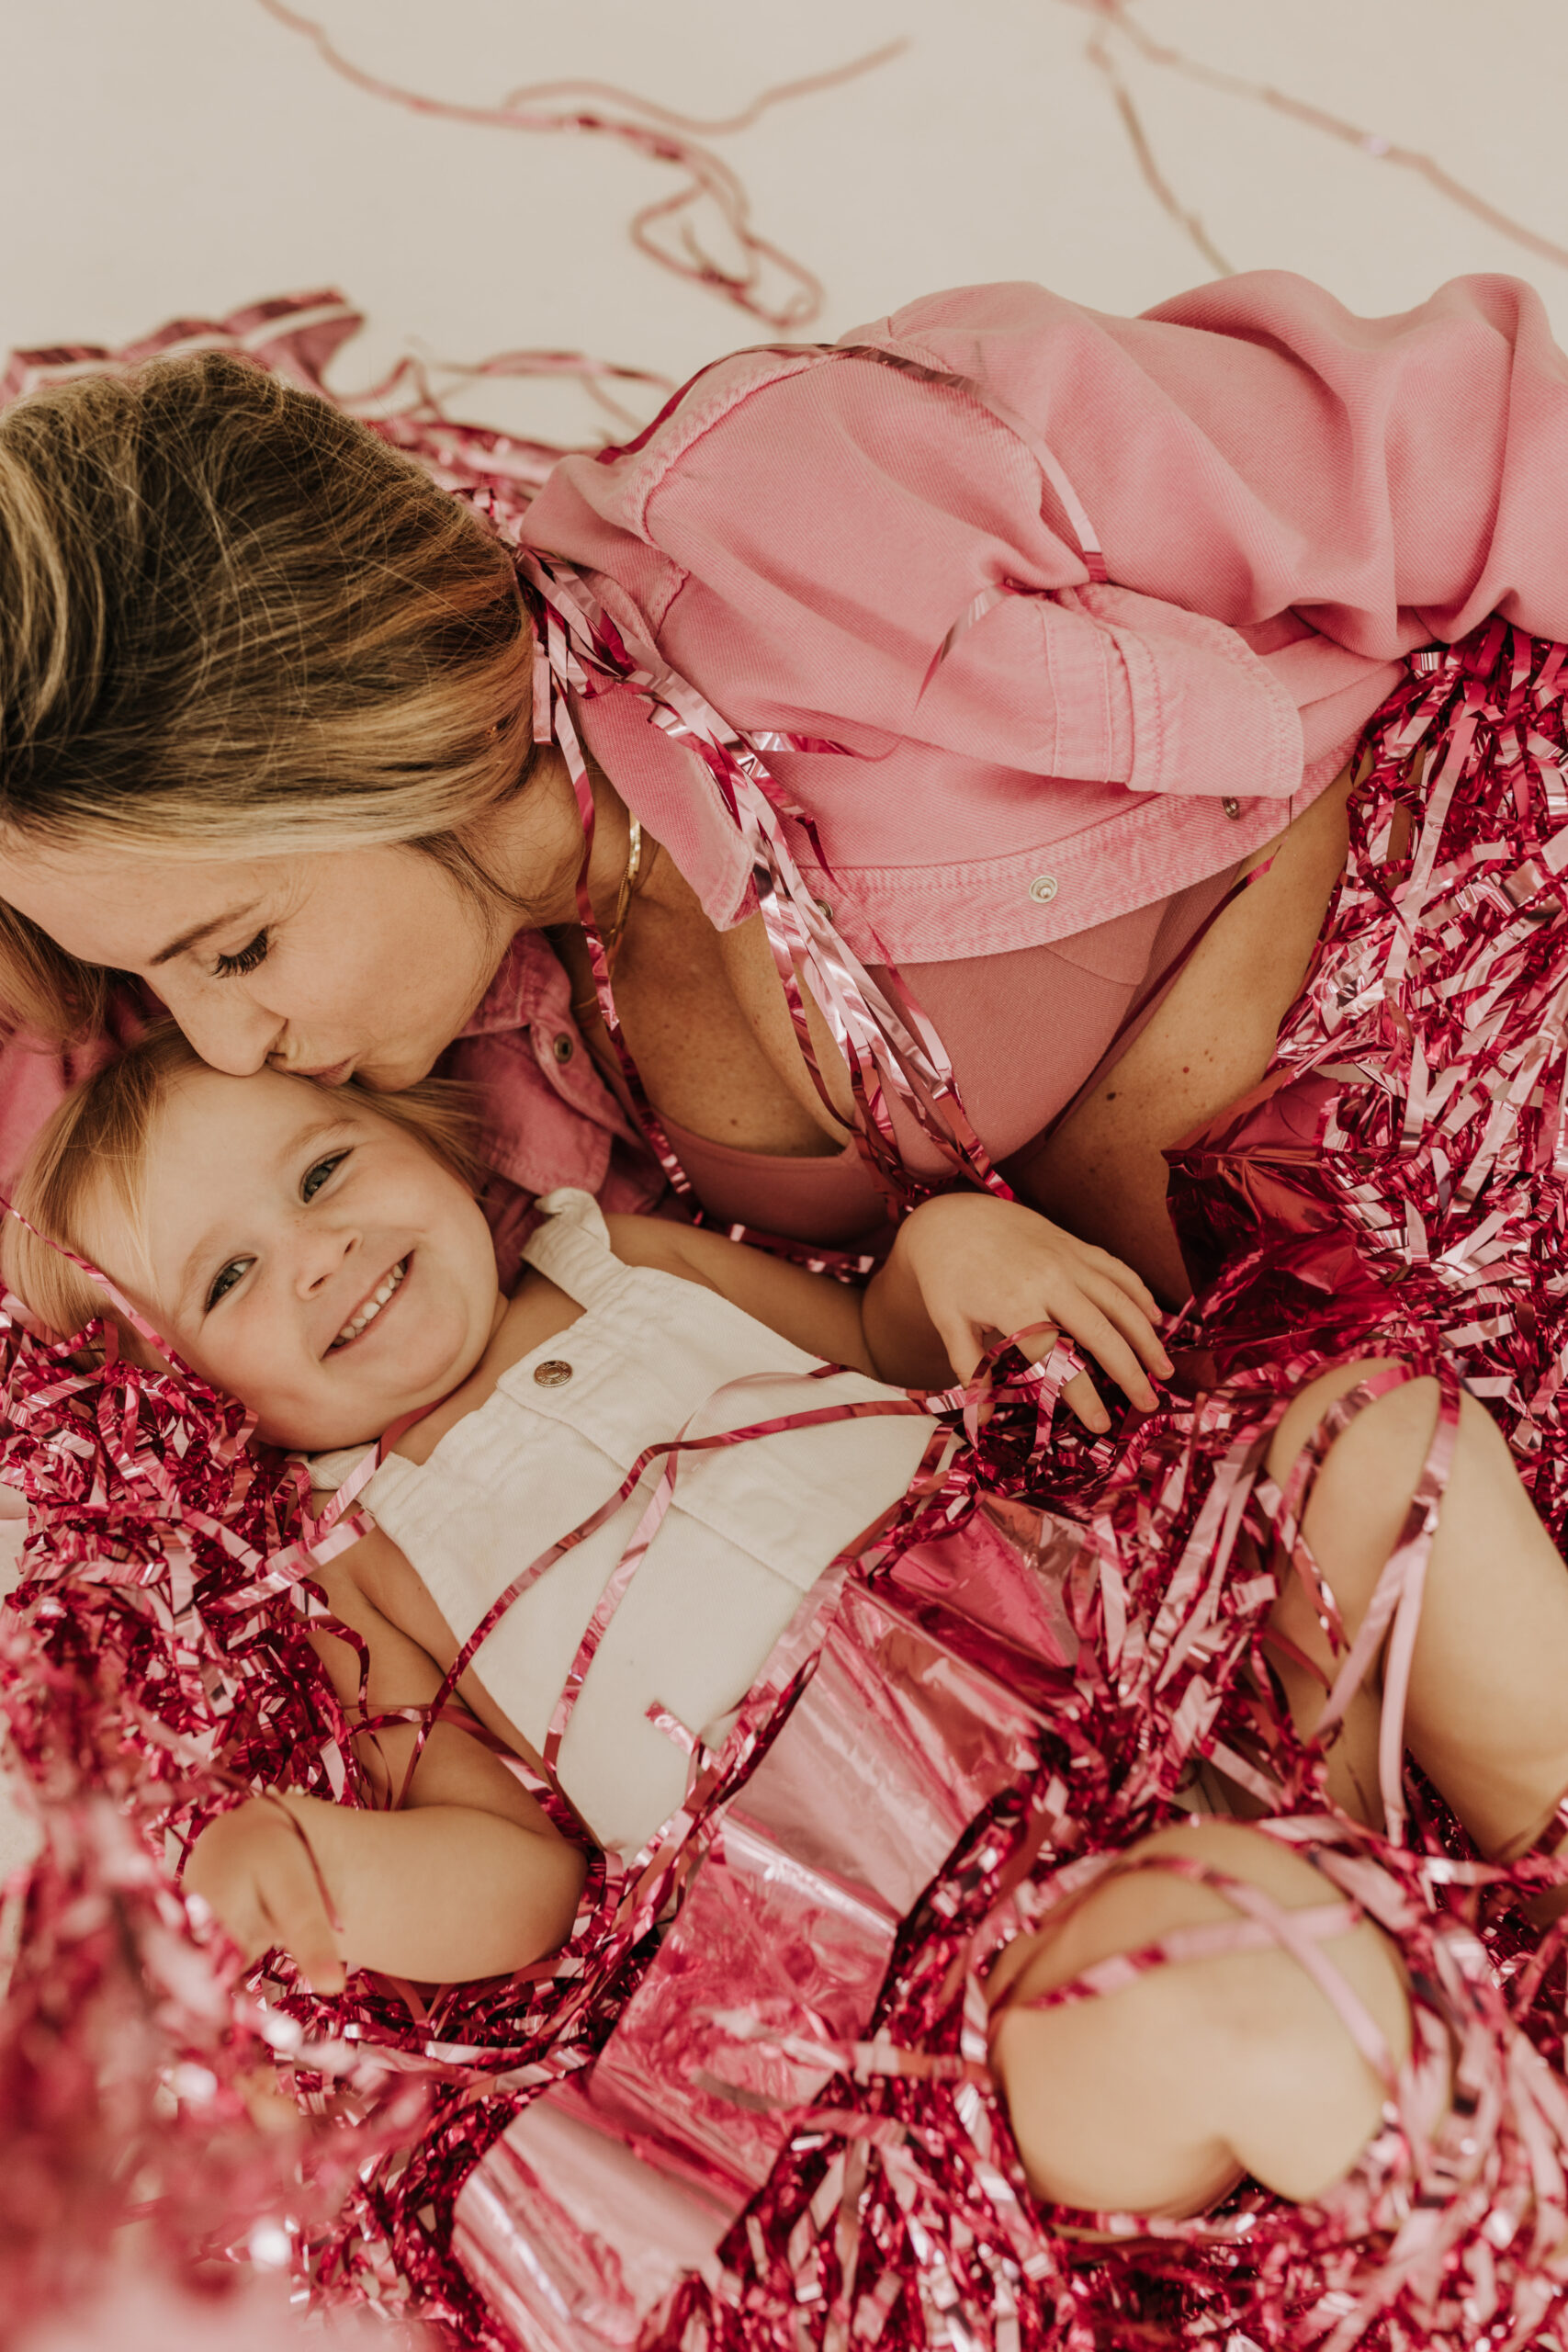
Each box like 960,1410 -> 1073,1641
1,1023 -> 483,1345
0,352 -> 538,1042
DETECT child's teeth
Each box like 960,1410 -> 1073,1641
333,1259 -> 406,1349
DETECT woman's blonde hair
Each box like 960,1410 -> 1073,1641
1,1023 -> 483,1346
0,351 -> 538,1039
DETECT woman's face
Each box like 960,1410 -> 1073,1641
0,841 -> 504,1091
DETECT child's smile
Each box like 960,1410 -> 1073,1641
327,1252 -> 410,1351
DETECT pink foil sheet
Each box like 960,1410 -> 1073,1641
450,1512 -> 1075,2349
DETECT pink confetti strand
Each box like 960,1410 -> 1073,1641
0,290 -> 673,488
1079,6 -> 1234,277
1067,0 -> 1568,281
254,0 -> 908,328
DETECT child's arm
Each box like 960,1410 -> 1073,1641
184,1551 -> 586,1992
605,1193 -> 1171,1431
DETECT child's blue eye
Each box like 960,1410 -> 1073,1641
302,1152 -> 348,1204
205,1258 -> 253,1312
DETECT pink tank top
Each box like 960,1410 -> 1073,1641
662,866 -> 1238,1244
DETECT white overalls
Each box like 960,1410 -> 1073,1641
313,1190 -> 934,1853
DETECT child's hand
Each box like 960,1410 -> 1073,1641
185,1796 -> 346,1996
891,1194 -> 1173,1430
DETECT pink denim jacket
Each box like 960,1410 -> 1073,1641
524,270 -> 1568,963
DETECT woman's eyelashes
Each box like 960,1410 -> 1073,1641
213,929 -> 270,978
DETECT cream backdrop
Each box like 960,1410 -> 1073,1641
1,0 -> 1567,1874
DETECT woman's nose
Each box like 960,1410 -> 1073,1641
157,985 -> 284,1078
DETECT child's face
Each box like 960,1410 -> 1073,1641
90,1065 -> 502,1451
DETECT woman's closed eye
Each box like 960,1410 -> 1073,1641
214,929 -> 269,978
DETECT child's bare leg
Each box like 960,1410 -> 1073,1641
992,1357 -> 1567,2214
987,1818 -> 1411,2213
1265,1363 -> 1568,1859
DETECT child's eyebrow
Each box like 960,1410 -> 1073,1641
172,1110 -> 359,1313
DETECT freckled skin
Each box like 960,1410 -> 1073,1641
1021,767 -> 1357,1301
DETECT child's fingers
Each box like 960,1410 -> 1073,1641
1042,1293 -> 1161,1414
1077,1268 -> 1174,1380
294,1928 -> 348,1998
1059,1367 -> 1111,1433
1072,1240 -> 1164,1327
937,1306 -> 1115,1431
931,1313 -> 983,1385
1005,1319 -> 1111,1432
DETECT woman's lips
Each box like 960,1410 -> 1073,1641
296,1058 -> 355,1085
328,1256 -> 410,1353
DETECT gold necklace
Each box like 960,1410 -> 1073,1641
570,814 -> 643,1026
605,814 -> 643,967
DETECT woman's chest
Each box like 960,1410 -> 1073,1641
553,885 -> 852,1156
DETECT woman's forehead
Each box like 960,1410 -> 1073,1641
0,842 -> 287,967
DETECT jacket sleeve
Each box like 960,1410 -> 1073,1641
540,273 -> 1568,803
1024,269 -> 1568,649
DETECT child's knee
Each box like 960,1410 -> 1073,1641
987,1821 -> 1413,2215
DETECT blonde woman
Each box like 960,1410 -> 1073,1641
0,272 -> 1566,1419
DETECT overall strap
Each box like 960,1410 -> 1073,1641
520,1186 -> 634,1315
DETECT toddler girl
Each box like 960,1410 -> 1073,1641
8,1023 -> 1568,2276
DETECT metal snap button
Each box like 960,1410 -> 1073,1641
814,898 -> 833,922
1222,797 -> 1242,820
552,1033 -> 575,1064
1027,874 -> 1058,906
534,1360 -> 574,1387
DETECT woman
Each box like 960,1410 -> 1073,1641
1,272 -> 1566,1329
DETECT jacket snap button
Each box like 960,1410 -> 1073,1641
552,1033 -> 575,1063
534,1360 -> 574,1388
1222,797 -> 1242,820
1027,874 -> 1058,906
